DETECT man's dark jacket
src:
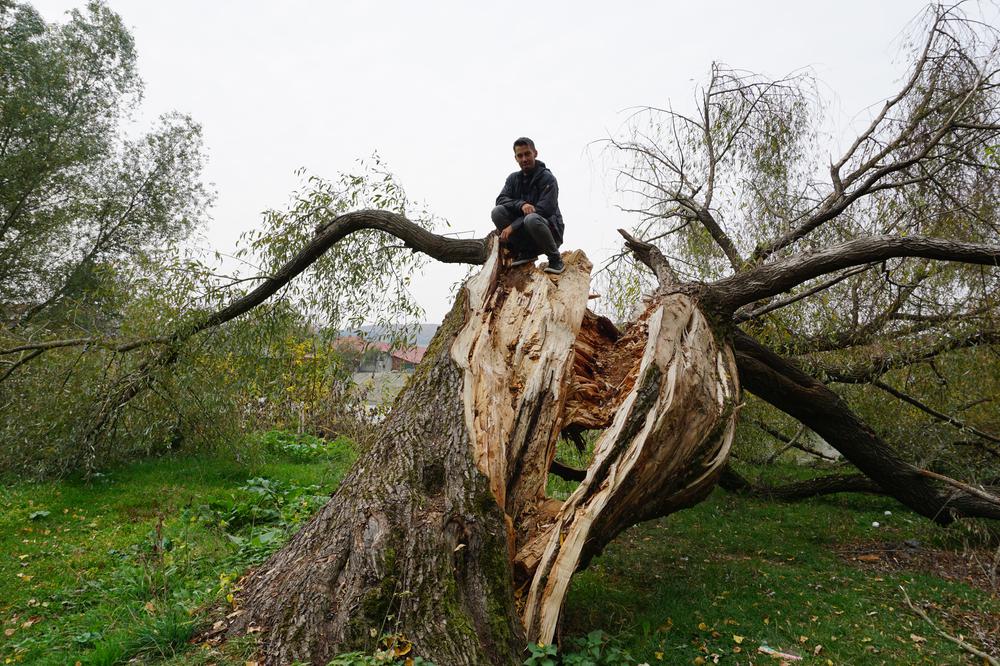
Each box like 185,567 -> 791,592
495,160 -> 564,243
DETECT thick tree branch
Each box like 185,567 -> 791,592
814,328 -> 1000,383
79,210 -> 488,445
694,207 -> 744,272
708,236 -> 1000,313
718,466 -> 885,500
733,330 -> 1000,523
734,264 -> 874,323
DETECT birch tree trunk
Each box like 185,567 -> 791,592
225,240 -> 740,664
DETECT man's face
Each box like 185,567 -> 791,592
514,144 -> 537,172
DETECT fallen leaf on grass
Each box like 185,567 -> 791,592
3,628 -> 14,637
733,635 -> 744,644
909,633 -> 927,643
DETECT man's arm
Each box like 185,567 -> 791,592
533,172 -> 559,220
496,174 -> 526,215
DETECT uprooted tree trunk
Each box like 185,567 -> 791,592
224,239 -> 740,664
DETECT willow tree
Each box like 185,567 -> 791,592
8,5 -> 1000,665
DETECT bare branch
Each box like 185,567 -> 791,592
617,228 -> 677,287
872,379 -> 1000,445
1,335 -> 171,356
900,586 -> 1000,666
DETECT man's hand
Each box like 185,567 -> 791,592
499,225 -> 514,243
520,203 -> 536,215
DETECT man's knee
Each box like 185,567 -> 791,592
491,205 -> 510,226
523,212 -> 547,229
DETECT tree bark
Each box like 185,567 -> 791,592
225,241 -> 741,664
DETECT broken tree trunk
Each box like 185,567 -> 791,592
226,240 -> 741,664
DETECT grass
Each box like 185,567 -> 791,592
1,435 -> 997,665
561,476 -> 999,664
0,432 -> 354,665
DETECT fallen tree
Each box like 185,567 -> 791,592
218,7 -> 1000,661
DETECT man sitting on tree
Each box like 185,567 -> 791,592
491,137 -> 565,274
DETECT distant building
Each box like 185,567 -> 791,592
334,336 -> 426,372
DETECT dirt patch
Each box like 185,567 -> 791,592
838,540 -> 1000,657
836,540 -> 999,596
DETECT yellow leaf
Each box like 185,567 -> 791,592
733,634 -> 744,644
655,651 -> 663,660
799,635 -> 808,643
697,622 -> 709,631
693,658 -> 705,665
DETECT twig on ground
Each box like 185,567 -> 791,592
899,585 -> 999,666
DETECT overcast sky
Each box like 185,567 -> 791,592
34,0 -> 935,322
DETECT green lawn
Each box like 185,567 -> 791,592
1,440 -> 996,665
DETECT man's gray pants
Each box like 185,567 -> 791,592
491,205 -> 560,260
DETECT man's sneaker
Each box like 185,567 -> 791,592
544,256 -> 565,274
511,254 -> 537,267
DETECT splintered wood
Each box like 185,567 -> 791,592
452,248 -> 741,646
451,249 -> 592,521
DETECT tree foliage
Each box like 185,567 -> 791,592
0,1 -> 211,318
607,4 -> 1000,484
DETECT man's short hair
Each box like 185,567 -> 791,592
513,137 -> 535,150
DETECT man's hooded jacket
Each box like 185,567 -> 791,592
495,160 -> 564,242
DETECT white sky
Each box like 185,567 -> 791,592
34,0 -> 931,322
